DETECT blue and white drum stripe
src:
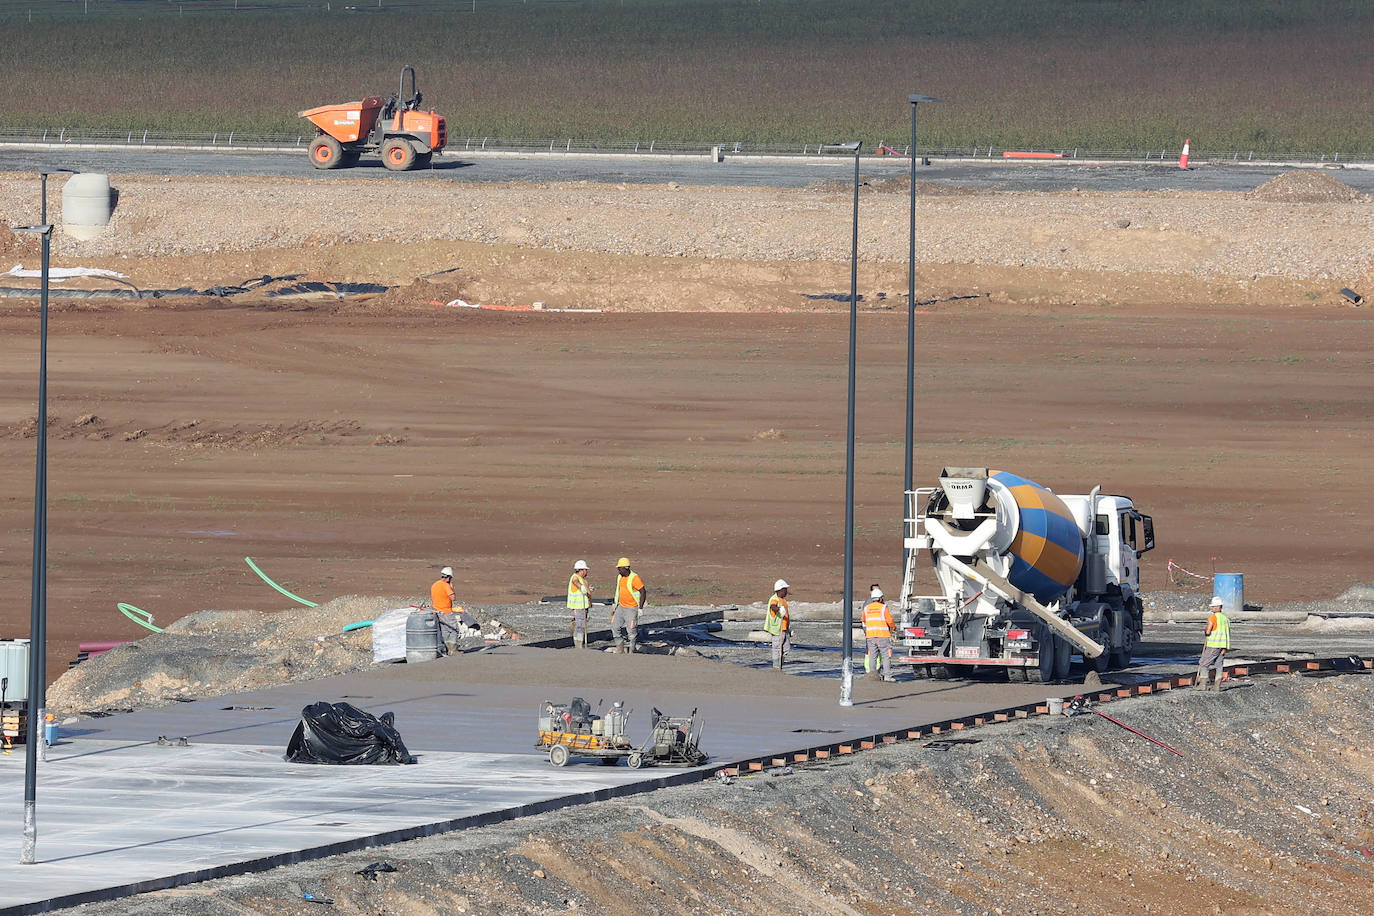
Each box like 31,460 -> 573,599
990,470 -> 1084,604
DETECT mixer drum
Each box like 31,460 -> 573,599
987,470 -> 1084,604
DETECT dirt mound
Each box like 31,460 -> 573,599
351,276 -> 469,312
1248,170 -> 1365,203
46,595 -> 427,715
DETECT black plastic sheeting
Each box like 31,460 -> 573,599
0,274 -> 390,300
284,701 -> 416,765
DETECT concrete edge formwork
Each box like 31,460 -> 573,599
8,652 -> 1367,915
708,654 -> 1374,777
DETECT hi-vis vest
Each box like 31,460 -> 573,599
617,572 -> 643,608
567,573 -> 590,611
1205,611 -> 1231,649
764,594 -> 789,635
863,600 -> 893,639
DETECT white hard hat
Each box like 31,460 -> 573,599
440,566 -> 453,577
1209,596 -> 1225,607
574,560 -> 589,571
870,587 -> 883,599
774,579 -> 789,591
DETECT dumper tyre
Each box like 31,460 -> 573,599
1053,634 -> 1072,680
1109,626 -> 1135,670
414,151 -> 434,169
309,135 -> 345,170
548,744 -> 570,767
340,151 -> 361,168
382,138 -> 417,171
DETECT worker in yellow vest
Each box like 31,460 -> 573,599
764,579 -> 791,670
567,560 -> 592,648
863,586 -> 896,681
1196,595 -> 1231,691
612,557 -> 647,654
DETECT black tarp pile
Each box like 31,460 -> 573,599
285,701 -> 415,765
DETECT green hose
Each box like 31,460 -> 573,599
118,603 -> 163,633
243,556 -> 319,608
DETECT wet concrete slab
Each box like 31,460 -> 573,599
0,642 -> 1179,913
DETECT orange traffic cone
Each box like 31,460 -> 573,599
1178,139 -> 1191,169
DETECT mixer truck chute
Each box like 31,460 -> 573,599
897,468 -> 1154,682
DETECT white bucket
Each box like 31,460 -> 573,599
1047,696 -> 1064,716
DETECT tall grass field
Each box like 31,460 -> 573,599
1,0 -> 1370,156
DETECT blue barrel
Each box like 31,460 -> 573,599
1213,573 -> 1244,614
989,471 -> 1085,604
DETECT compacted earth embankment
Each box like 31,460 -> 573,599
67,674 -> 1374,916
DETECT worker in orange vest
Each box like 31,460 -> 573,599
764,579 -> 791,670
431,565 -> 480,647
612,557 -> 647,654
863,586 -> 896,681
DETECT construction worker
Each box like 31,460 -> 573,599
863,586 -> 896,681
430,565 -> 481,645
764,579 -> 791,670
567,560 -> 592,648
1196,595 -> 1231,691
863,583 -> 881,673
612,557 -> 647,654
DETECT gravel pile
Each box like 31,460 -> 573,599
1248,169 -> 1368,203
1,170 -> 1368,284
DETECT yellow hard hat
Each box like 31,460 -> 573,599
617,557 -> 631,567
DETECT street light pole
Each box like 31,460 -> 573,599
903,94 -> 943,590
839,140 -> 862,707
16,221 -> 53,865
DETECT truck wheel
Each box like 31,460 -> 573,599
910,664 -> 929,679
382,138 -> 417,171
1091,640 -> 1111,674
309,136 -> 344,170
1053,635 -> 1072,680
548,744 -> 570,767
1007,666 -> 1027,683
928,664 -> 952,680
1109,627 -> 1135,669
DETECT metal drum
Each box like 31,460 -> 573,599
405,611 -> 441,664
988,470 -> 1085,604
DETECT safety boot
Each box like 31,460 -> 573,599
627,639 -> 637,655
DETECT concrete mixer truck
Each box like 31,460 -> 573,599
897,468 -> 1154,682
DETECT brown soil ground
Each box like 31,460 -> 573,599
1,168 -> 1372,686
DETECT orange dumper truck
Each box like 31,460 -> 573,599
299,65 -> 447,171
